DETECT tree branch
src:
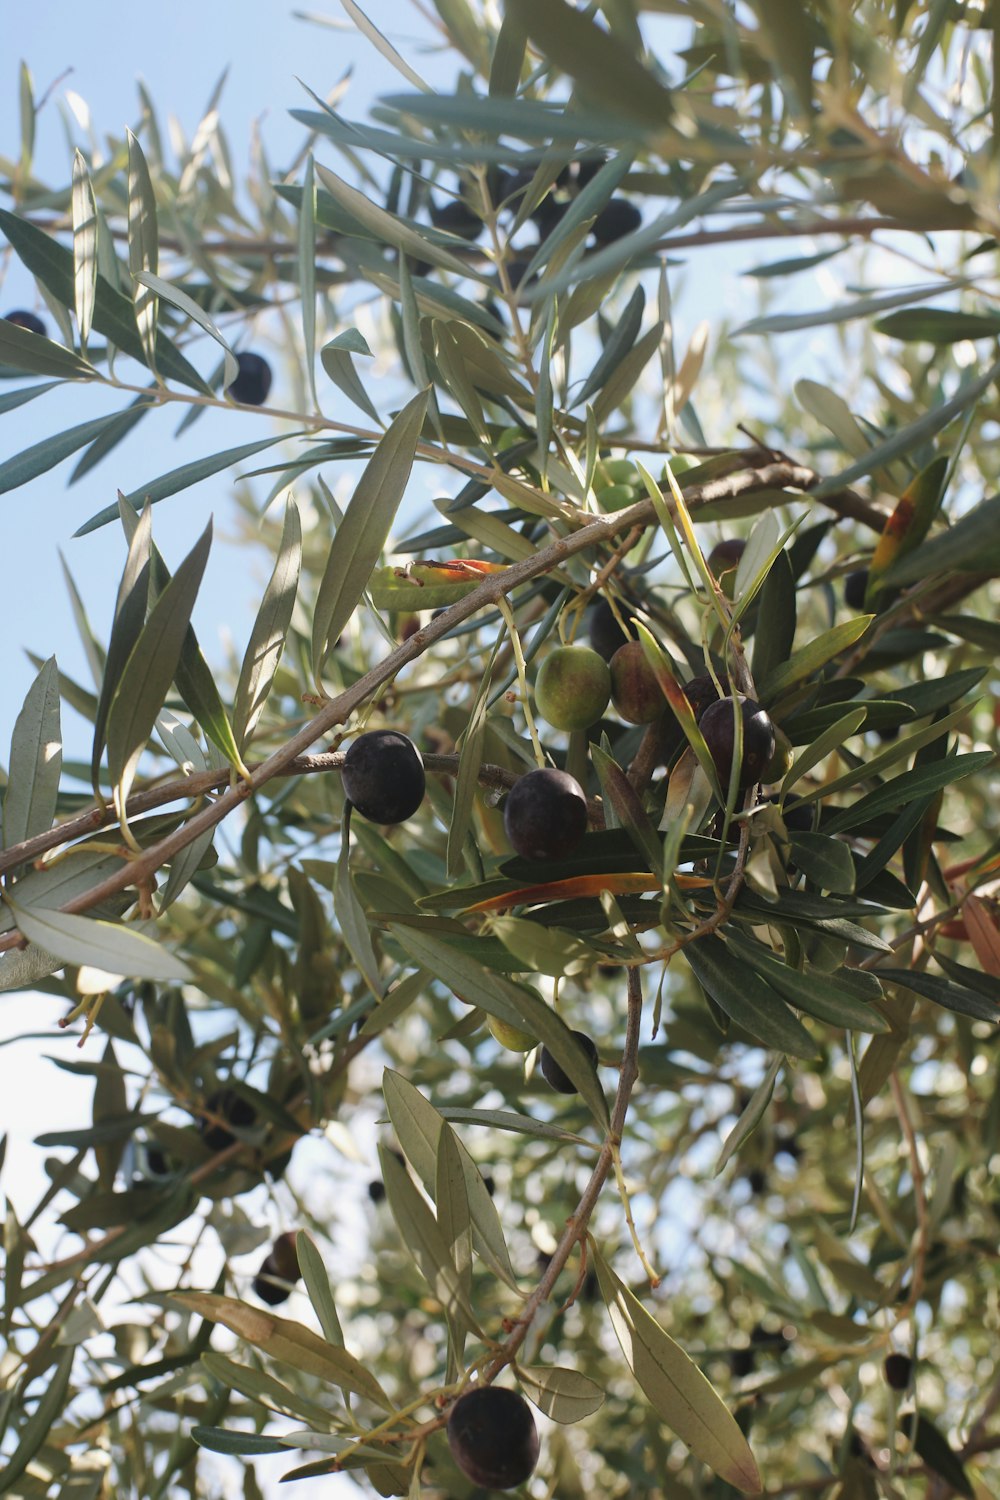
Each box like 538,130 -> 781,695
0,455 -> 883,951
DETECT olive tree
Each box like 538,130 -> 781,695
1,2 -> 1000,1496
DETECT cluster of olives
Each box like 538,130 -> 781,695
425,154 -> 642,287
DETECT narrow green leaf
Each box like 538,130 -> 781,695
575,284 -> 644,406
390,927 -> 610,1124
760,616 -> 872,703
751,549 -> 796,686
320,337 -> 381,423
341,0 -> 431,90
0,409 -> 126,498
882,491 -> 1000,585
71,150 -> 98,348
685,935 -> 819,1058
490,10 -> 527,96
436,1121 -> 473,1298
0,310 -> 95,378
786,832 -> 856,893
593,1247 -> 762,1493
149,542 -> 246,775
383,1069 -> 518,1288
106,521 -> 212,805
0,1347 -> 74,1497
335,814 -> 383,999
312,388 -> 429,680
725,934 -> 889,1033
815,720 -> 989,828
811,353 -> 1000,500
0,208 -> 209,391
591,743 -> 662,874
76,434 -> 286,536
506,0 -> 674,126
378,1145 -> 480,1332
315,163 -> 478,279
782,709 -> 867,794
173,1291 -> 391,1410
295,1231 -> 344,1346
796,379 -> 871,459
5,899 -> 191,982
735,279 -> 966,338
0,380 -> 61,415
518,1365 -> 605,1423
715,1054 -> 782,1173
133,271 -> 238,391
876,307 -> 1000,343
819,748 -> 991,833
876,968 -> 999,1024
127,130 -> 159,369
3,657 -> 62,850
233,500 -> 301,750
437,1106 -> 591,1146
92,500 -> 152,790
298,156 -> 318,407
192,1430 -> 289,1458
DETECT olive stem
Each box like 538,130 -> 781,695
496,596 -> 546,768
477,964 -> 644,1386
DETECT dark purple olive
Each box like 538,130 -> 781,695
503,767 -> 588,862
540,1031 -> 599,1094
342,730 -> 425,825
447,1386 -> 539,1490
700,697 -> 776,790
229,351 -> 272,405
4,309 -> 46,336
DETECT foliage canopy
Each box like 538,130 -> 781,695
2,2 -> 1000,1496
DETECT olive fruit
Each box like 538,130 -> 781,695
535,645 -> 611,731
573,153 -> 608,188
342,729 -> 425,824
700,697 -> 776,790
198,1088 -> 257,1151
769,795 -> 812,832
610,641 -> 665,724
252,1231 -> 300,1306
844,569 -> 869,610
540,1031 -> 599,1093
503,767 -> 588,862
589,598 -> 637,661
430,196 -> 482,240
682,672 -> 721,722
229,351 -> 273,405
707,539 -> 746,598
883,1352 -> 912,1390
761,725 -> 794,783
446,1386 -> 539,1491
488,1014 -> 537,1053
4,309 -> 46,336
591,197 -> 642,244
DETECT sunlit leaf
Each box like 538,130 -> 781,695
312,388 -> 429,678
594,1247 -> 762,1493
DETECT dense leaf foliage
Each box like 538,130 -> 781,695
2,3 -> 1000,1497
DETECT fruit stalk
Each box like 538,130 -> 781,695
479,964 -> 644,1384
